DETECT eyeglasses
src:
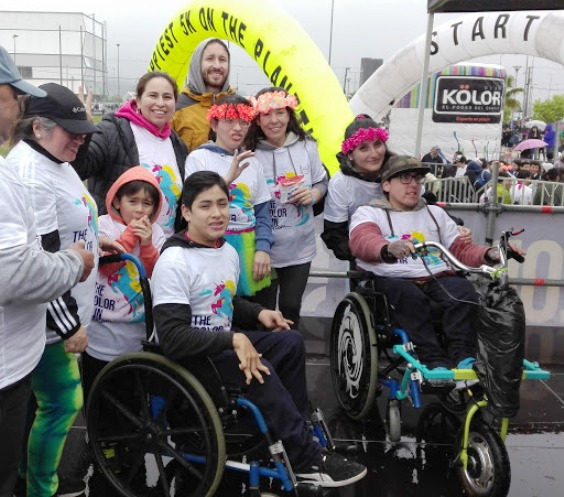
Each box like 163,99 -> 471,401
396,172 -> 425,184
222,119 -> 252,129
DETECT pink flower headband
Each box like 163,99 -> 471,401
207,103 -> 256,123
341,127 -> 389,155
250,91 -> 298,114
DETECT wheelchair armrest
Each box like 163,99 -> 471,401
142,341 -> 163,355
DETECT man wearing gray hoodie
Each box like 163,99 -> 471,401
0,45 -> 94,497
171,38 -> 235,151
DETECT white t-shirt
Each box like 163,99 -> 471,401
87,214 -> 166,361
0,158 -> 46,389
455,166 -> 467,178
324,171 -> 384,223
509,183 -> 533,205
132,123 -> 183,238
152,242 -> 239,332
253,139 -> 326,268
9,141 -> 99,344
350,204 -> 460,279
185,147 -> 271,232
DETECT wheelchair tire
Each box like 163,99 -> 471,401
86,352 -> 225,497
457,420 -> 511,497
330,292 -> 378,420
387,399 -> 402,442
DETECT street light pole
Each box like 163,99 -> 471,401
116,43 -> 121,99
12,34 -> 18,64
328,0 -> 335,66
513,65 -> 522,128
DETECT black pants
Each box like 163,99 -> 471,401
372,275 -> 479,368
252,262 -> 311,328
0,375 -> 32,497
210,330 -> 319,471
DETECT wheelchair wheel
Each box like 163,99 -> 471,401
87,352 -> 225,497
330,292 -> 378,420
387,399 -> 402,442
457,420 -> 511,497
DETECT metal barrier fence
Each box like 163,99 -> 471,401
424,177 -> 564,206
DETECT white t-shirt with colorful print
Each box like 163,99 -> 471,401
152,243 -> 239,332
131,123 -> 183,238
9,140 -> 99,344
185,147 -> 271,233
87,215 -> 166,361
350,204 -> 460,279
324,171 -> 384,223
253,138 -> 326,268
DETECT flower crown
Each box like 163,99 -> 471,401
250,91 -> 298,114
341,127 -> 389,155
206,103 -> 256,123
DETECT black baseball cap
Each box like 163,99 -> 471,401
25,83 -> 97,134
0,45 -> 46,97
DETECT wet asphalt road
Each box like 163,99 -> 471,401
59,357 -> 563,497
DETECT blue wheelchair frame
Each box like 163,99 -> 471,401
90,253 -> 334,497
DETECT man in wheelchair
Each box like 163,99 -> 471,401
348,156 -> 525,375
151,171 -> 367,488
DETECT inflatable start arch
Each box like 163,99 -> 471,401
148,0 -> 352,173
350,10 -> 564,120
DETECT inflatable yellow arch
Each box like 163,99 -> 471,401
148,0 -> 353,174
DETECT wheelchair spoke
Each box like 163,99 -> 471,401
87,355 -> 226,497
122,450 -> 146,487
132,368 -> 154,421
153,384 -> 183,427
100,389 -> 147,429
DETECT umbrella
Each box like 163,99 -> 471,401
524,120 -> 546,131
513,139 -> 548,151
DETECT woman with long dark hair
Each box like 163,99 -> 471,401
245,87 -> 328,327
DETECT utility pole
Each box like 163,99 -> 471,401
328,0 -> 335,66
513,65 -> 522,127
116,43 -> 121,99
522,56 -> 534,123
343,67 -> 349,94
12,34 -> 18,64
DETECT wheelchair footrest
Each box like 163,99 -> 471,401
420,378 -> 456,394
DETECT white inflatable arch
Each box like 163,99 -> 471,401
350,10 -> 564,120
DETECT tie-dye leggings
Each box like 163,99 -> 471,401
21,341 -> 83,497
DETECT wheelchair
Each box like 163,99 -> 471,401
329,229 -> 551,497
87,254 -> 335,497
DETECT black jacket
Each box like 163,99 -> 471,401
72,113 -> 188,230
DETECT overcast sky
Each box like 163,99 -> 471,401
6,0 -> 564,102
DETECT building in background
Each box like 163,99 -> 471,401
359,57 -> 383,88
0,11 -> 107,98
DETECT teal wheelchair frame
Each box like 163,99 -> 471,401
330,229 -> 550,497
